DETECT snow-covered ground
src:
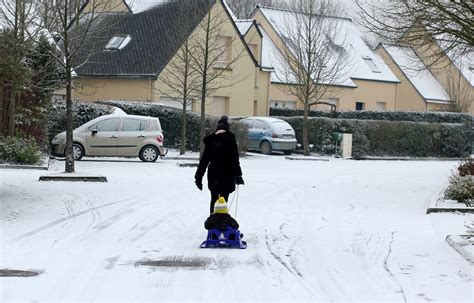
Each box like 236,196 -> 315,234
1,155 -> 472,302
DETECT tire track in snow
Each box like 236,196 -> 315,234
3,198 -> 130,245
384,231 -> 407,303
264,230 -> 316,297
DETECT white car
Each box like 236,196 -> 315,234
52,115 -> 166,162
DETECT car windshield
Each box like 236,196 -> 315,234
271,121 -> 293,133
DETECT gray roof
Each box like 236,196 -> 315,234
74,0 -> 215,79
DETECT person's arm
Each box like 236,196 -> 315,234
230,134 -> 242,178
204,215 -> 215,230
228,216 -> 239,230
195,139 -> 211,183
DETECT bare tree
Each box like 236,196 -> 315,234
226,0 -> 282,19
356,0 -> 473,70
188,0 -> 252,155
278,0 -> 351,156
153,1 -> 201,155
30,0 -> 126,172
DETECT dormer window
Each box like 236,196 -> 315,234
105,35 -> 131,51
362,56 -> 381,73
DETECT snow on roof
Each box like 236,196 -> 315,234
257,6 -> 400,86
385,45 -> 451,102
235,20 -> 254,36
125,0 -> 168,13
223,0 -> 238,21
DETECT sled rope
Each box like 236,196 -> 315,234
228,185 -> 240,218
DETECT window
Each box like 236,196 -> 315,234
105,35 -> 131,51
362,56 -> 381,73
215,36 -> 231,68
376,102 -> 386,111
355,102 -> 365,111
321,98 -> 339,109
271,100 -> 296,109
253,120 -> 265,129
242,119 -> 254,128
207,96 -> 228,117
122,119 -> 147,131
160,97 -> 191,110
93,119 -> 120,131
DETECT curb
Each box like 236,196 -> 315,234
353,156 -> 464,161
39,175 -> 107,182
445,235 -> 473,264
0,157 -> 50,170
177,162 -> 199,168
426,188 -> 474,214
285,156 -> 330,161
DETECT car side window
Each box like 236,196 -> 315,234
243,119 -> 253,128
122,119 -> 147,131
95,119 -> 121,132
253,120 -> 265,130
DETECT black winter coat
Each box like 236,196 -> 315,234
195,130 -> 242,194
204,213 -> 239,230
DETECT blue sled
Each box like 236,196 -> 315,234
200,227 -> 247,249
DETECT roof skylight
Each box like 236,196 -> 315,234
362,56 -> 381,73
105,35 -> 131,51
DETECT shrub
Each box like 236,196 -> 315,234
279,117 -> 472,157
0,136 -> 41,164
96,100 -> 249,153
445,174 -> 474,206
270,107 -> 473,124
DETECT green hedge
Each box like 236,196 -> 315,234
281,116 -> 472,157
270,107 -> 473,124
96,100 -> 248,153
0,135 -> 41,164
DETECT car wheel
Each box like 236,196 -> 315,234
283,150 -> 292,155
260,141 -> 272,155
140,145 -> 159,162
73,143 -> 84,160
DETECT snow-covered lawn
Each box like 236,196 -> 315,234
1,155 -> 472,302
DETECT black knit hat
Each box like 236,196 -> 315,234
216,115 -> 230,131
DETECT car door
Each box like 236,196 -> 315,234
85,118 -> 121,156
249,119 -> 266,148
117,118 -> 149,156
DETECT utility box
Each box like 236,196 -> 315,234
341,133 -> 353,158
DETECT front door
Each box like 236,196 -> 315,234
86,118 -> 121,156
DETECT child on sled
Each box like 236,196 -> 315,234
204,196 -> 239,231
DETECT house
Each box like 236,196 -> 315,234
377,44 -> 452,112
70,0 -> 272,117
377,37 -> 473,114
250,6 -> 401,112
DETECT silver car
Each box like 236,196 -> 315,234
240,117 -> 297,155
52,115 -> 166,162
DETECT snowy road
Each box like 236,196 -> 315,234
1,155 -> 472,302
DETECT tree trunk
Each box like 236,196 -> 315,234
180,97 -> 187,155
303,101 -> 310,156
64,66 -> 74,173
199,10 -> 211,158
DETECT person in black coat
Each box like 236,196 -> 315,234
204,196 -> 239,230
195,115 -> 244,213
